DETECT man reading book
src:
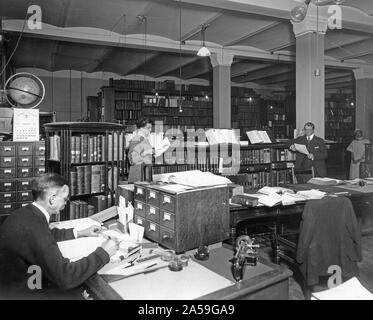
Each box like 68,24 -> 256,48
288,122 -> 327,184
0,173 -> 118,299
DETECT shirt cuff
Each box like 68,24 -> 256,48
73,228 -> 78,238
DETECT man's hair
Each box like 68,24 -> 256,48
31,173 -> 68,201
304,122 -> 315,129
136,118 -> 153,129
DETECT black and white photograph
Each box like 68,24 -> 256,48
0,0 -> 373,305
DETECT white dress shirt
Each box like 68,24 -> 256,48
32,202 -> 77,238
307,134 -> 314,142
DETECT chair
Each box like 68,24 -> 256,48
291,166 -> 315,184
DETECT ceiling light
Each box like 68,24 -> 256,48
197,24 -> 210,57
290,0 -> 312,23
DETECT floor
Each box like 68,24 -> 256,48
260,234 -> 373,300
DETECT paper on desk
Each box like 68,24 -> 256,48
258,186 -> 294,195
128,222 -> 144,242
50,217 -> 101,231
158,184 -> 193,193
117,195 -> 134,227
294,143 -> 309,155
297,189 -> 326,200
58,237 -> 104,262
258,193 -> 283,207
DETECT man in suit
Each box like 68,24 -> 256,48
0,173 -> 118,299
289,122 -> 327,184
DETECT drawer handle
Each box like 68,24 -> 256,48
136,218 -> 143,225
4,205 -> 11,209
22,147 -> 30,151
162,235 -> 170,240
22,169 -> 29,173
149,207 -> 156,215
4,147 -> 12,152
22,193 -> 28,196
22,158 -> 29,162
163,196 -> 171,204
4,183 -> 11,187
39,147 -> 46,151
22,182 -> 29,185
4,194 -> 11,198
163,213 -> 171,221
4,158 -> 12,163
149,224 -> 157,232
136,188 -> 144,195
136,203 -> 143,210
4,169 -> 11,174
149,191 -> 156,199
38,169 -> 45,173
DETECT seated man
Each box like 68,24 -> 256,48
0,173 -> 118,299
288,122 -> 327,184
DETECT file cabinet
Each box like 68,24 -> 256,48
0,141 -> 45,225
134,182 -> 230,253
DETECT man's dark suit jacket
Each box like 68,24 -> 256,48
0,204 -> 109,299
290,135 -> 327,177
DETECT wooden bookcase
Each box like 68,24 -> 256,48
44,122 -> 126,221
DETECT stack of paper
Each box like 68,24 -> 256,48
308,177 -> 342,186
312,277 -> 373,300
58,237 -> 104,262
297,189 -> 326,200
258,186 -> 294,195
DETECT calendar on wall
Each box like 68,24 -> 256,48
13,108 -> 39,141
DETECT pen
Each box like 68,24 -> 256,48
145,263 -> 157,269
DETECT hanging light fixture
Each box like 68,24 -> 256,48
290,0 -> 312,23
197,24 -> 210,57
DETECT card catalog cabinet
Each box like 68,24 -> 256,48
133,182 -> 230,253
0,141 -> 45,224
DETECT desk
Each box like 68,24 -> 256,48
84,245 -> 292,300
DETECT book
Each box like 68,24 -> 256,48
246,130 -> 272,144
76,166 -> 85,195
231,194 -> 259,207
70,171 -> 77,196
91,164 -> 101,194
84,165 -> 92,194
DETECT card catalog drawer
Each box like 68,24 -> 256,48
18,179 -> 32,191
0,192 -> 16,203
160,227 -> 175,249
160,193 -> 175,212
0,180 -> 16,192
0,145 -> 15,157
17,145 -> 33,156
146,189 -> 159,207
160,210 -> 175,230
17,167 -> 33,178
34,143 -> 46,156
18,191 -> 33,202
34,166 -> 46,177
0,168 -> 16,179
17,156 -> 33,167
145,204 -> 159,223
134,185 -> 146,202
0,202 -> 16,215
34,156 -> 46,167
0,157 -> 15,168
134,215 -> 145,227
134,200 -> 146,218
145,221 -> 160,243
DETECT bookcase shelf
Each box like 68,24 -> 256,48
44,122 -> 127,221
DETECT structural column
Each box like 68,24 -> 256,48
210,52 -> 234,129
353,68 -> 373,142
292,15 -> 328,138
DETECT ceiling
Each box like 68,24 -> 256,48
1,0 -> 373,92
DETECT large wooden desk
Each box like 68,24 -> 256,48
84,245 -> 292,300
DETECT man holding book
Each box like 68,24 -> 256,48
0,173 -> 118,299
289,122 -> 327,184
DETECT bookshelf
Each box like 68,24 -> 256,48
44,122 -> 126,221
325,94 -> 355,142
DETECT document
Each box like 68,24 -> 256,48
294,143 -> 309,155
246,130 -> 272,144
154,137 -> 171,157
257,193 -> 283,207
50,217 -> 101,231
58,237 -> 104,262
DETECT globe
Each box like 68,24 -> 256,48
7,76 -> 40,105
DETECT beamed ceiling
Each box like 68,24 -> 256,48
1,0 -> 373,91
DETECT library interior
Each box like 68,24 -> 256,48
0,0 -> 373,301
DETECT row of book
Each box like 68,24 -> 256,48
238,148 -> 271,165
70,165 -> 106,196
271,148 -> 296,162
69,195 -> 109,220
153,163 -> 221,175
115,100 -> 142,110
115,91 -> 143,101
232,104 -> 261,113
115,110 -> 142,121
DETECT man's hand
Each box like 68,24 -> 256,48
307,153 -> 314,161
101,239 -> 118,257
290,144 -> 296,152
77,226 -> 102,238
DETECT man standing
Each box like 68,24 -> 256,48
289,122 -> 328,184
0,173 -> 118,299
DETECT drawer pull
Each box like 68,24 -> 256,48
163,213 -> 171,221
136,218 -> 143,225
22,182 -> 29,186
22,192 -> 29,197
4,205 -> 11,209
38,147 -> 46,151
22,147 -> 30,151
4,169 -> 11,174
4,194 -> 11,198
4,183 -> 11,187
149,191 -> 156,199
149,223 -> 156,232
22,169 -> 29,173
149,207 -> 156,215
4,147 -> 12,152
163,195 -> 171,204
136,187 -> 143,195
4,158 -> 12,163
22,158 -> 29,162
137,202 -> 143,210
162,235 -> 169,240
21,203 -> 28,207
38,168 -> 45,173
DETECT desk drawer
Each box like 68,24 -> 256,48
18,191 -> 33,202
160,194 -> 175,213
17,167 -> 33,178
34,166 -> 46,177
146,189 -> 159,207
134,185 -> 146,202
34,143 -> 46,156
34,156 -> 46,167
18,179 -> 32,191
0,157 -> 16,168
0,202 -> 16,215
145,221 -> 160,242
17,145 -> 33,156
0,180 -> 16,192
145,204 -> 159,224
17,156 -> 33,167
0,192 -> 16,203
0,145 -> 15,157
160,227 -> 175,249
134,201 -> 146,218
160,210 -> 175,230
134,215 -> 145,227
0,168 -> 16,179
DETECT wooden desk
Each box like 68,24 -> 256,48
84,245 -> 292,300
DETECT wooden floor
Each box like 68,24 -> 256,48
260,235 -> 373,300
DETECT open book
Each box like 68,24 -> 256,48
246,130 -> 272,144
205,129 -> 240,145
